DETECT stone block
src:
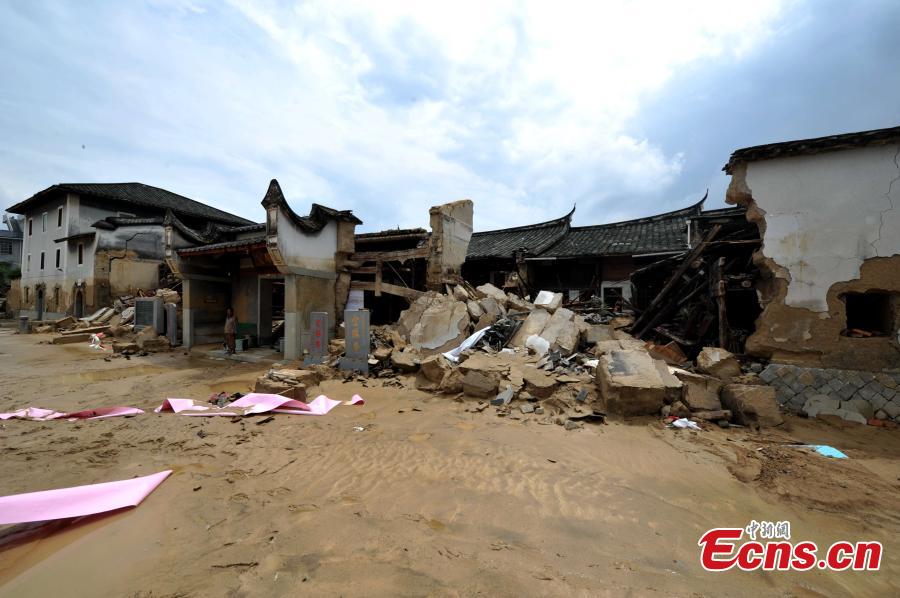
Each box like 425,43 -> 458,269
466,300 -> 484,320
836,383 -> 857,401
522,367 -> 558,398
801,394 -> 840,417
721,384 -> 783,427
673,370 -> 723,411
840,397 -> 875,420
539,307 -> 580,354
462,370 -> 499,398
758,364 -> 780,384
696,347 -> 741,381
510,309 -> 551,347
399,293 -> 470,355
391,348 -> 420,373
475,283 -> 508,306
533,290 -> 563,313
882,400 -> 900,419
415,354 -> 453,391
596,349 -> 682,416
585,325 -> 614,345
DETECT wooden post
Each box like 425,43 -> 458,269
375,260 -> 382,297
714,256 -> 729,348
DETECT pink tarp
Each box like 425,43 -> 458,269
0,406 -> 145,421
0,470 -> 171,524
155,393 -> 362,417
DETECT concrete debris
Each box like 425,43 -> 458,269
596,349 -> 682,416
672,369 -> 723,412
466,300 -> 484,320
397,293 -> 470,355
475,283 -> 508,306
452,285 -> 470,302
415,354 -> 452,391
522,367 -> 557,399
533,290 -> 563,313
720,384 -> 783,428
463,370 -> 499,398
510,309 -> 551,347
391,348 -> 420,373
696,347 -> 741,381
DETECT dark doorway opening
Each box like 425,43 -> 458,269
74,289 -> 84,319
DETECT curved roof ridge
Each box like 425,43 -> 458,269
568,194 -> 706,232
471,205 -> 574,236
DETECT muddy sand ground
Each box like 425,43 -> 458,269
0,327 -> 898,597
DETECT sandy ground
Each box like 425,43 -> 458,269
0,327 -> 899,597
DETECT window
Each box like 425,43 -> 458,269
40,252 -> 45,270
844,292 -> 895,336
26,254 -> 30,272
28,218 -> 33,236
57,207 -> 63,228
53,287 -> 60,307
0,241 -> 11,255
42,213 -> 47,232
55,248 -> 61,268
77,243 -> 84,265
24,287 -> 29,302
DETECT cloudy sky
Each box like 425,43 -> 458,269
2,0 -> 899,232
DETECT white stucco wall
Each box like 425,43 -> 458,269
276,215 -> 338,272
745,143 -> 900,312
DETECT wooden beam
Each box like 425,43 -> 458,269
351,246 -> 429,263
349,266 -> 378,274
632,224 -> 722,338
350,281 -> 425,301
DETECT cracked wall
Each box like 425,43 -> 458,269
727,143 -> 900,370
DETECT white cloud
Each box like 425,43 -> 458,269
0,0 -> 788,230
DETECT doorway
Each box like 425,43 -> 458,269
35,288 -> 44,321
74,289 -> 84,319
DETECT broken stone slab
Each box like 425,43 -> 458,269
463,370 -> 499,398
475,283 -> 508,306
492,385 -> 515,406
409,297 -> 471,355
596,349 -> 683,416
506,293 -> 533,313
452,285 -> 470,302
466,300 -> 484,320
50,333 -> 91,345
585,324 -> 613,345
373,346 -> 392,361
720,384 -> 783,427
594,338 -> 646,355
533,290 -> 563,313
439,368 -> 464,394
522,367 -> 558,399
269,368 -> 322,387
840,397 -> 875,420
140,336 -> 171,352
801,394 -> 840,418
696,347 -> 741,381
510,309 -> 551,346
538,307 -> 579,354
415,354 -> 453,391
254,377 -> 295,394
391,348 -> 421,372
61,325 -> 110,336
520,403 -> 535,414
53,316 -> 77,330
478,296 -> 505,320
816,408 -> 868,425
672,369 -> 723,412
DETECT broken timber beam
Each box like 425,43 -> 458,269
632,224 -> 722,339
351,246 -> 429,263
350,281 -> 425,301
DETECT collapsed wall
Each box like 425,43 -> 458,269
726,143 -> 900,371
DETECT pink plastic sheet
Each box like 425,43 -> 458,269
0,470 -> 171,524
155,393 -> 359,417
0,406 -> 145,421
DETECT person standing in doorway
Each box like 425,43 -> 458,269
224,308 -> 237,354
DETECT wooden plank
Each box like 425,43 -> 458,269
349,266 -> 378,274
632,224 -> 722,338
350,281 -> 425,301
714,256 -> 729,348
351,246 -> 429,262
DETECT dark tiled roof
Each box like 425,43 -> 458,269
466,208 -> 574,260
355,227 -> 428,240
177,235 -> 266,255
724,125 -> 900,173
536,200 -> 704,258
0,230 -> 22,239
261,179 -> 362,231
7,183 -> 253,226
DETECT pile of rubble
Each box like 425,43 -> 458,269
31,288 -> 181,355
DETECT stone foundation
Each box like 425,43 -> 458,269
760,363 -> 900,422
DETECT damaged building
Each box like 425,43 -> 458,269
6,183 -> 251,320
165,179 -> 360,360
462,195 -> 725,306
724,125 -> 900,419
